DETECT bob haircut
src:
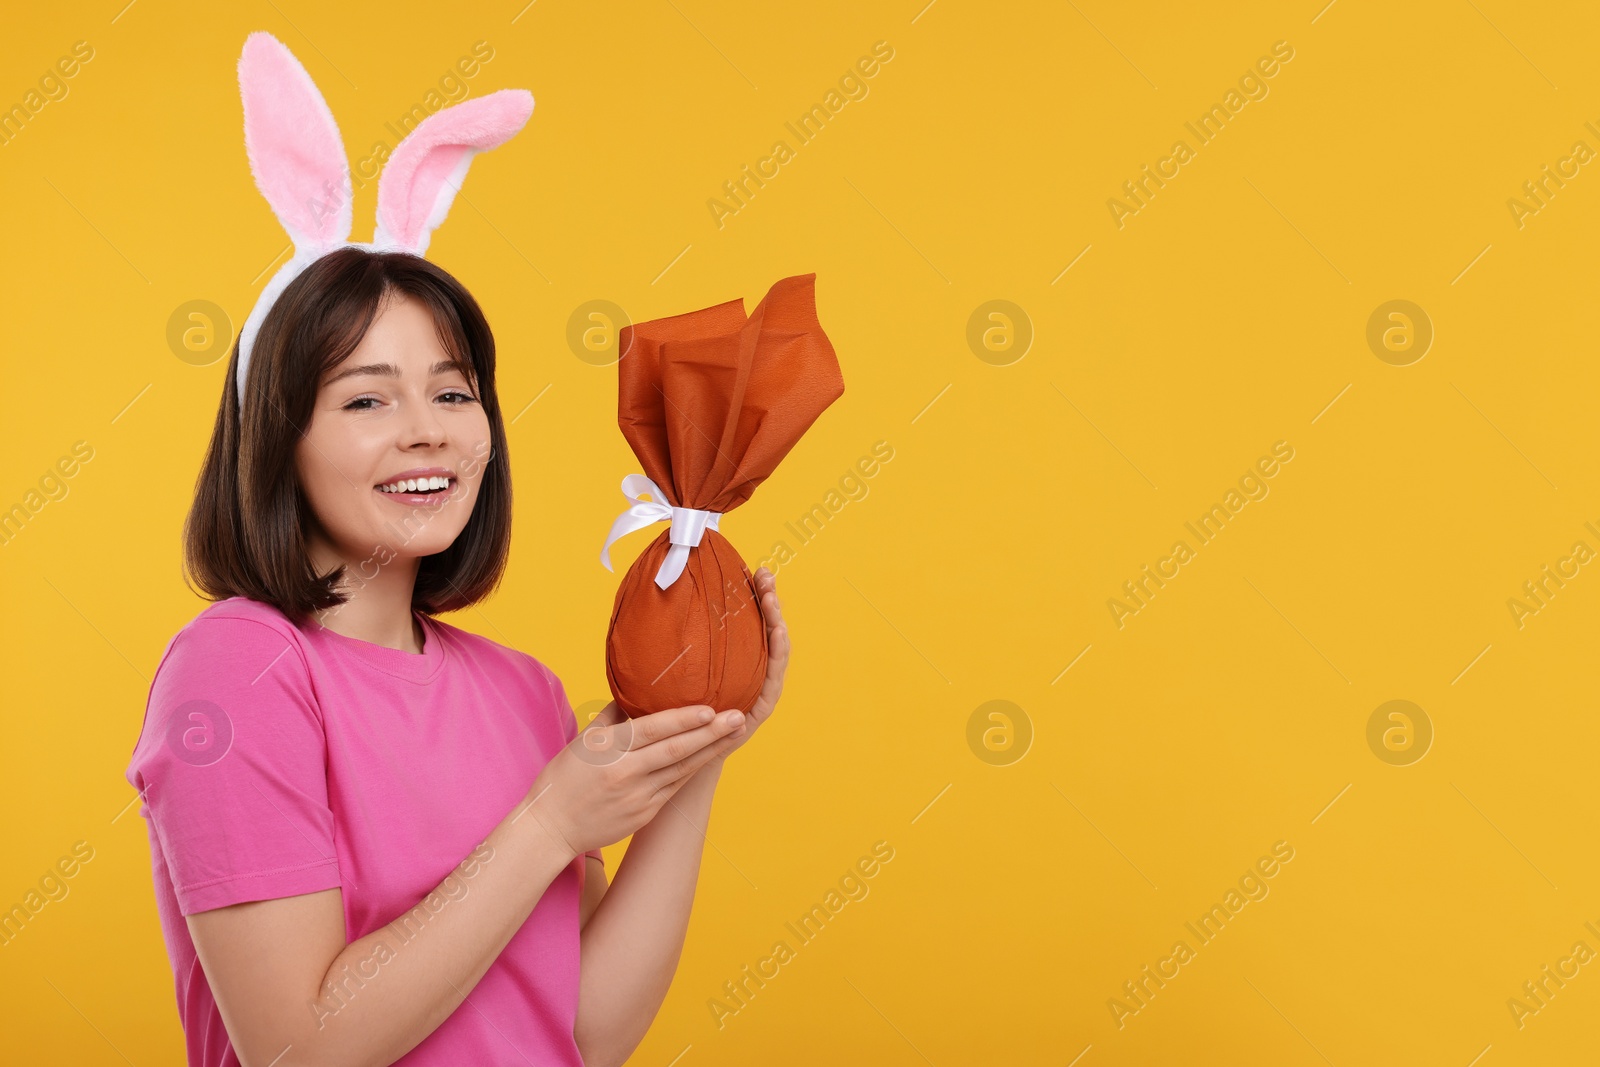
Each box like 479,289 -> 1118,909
184,247 -> 512,622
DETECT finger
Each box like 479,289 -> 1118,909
750,621 -> 788,722
764,618 -> 790,686
759,582 -> 786,644
647,767 -> 698,811
646,724 -> 743,807
631,709 -> 745,773
766,614 -> 789,665
755,569 -> 781,612
649,713 -> 746,787
672,728 -> 744,783
638,709 -> 745,776
623,704 -> 717,748
759,584 -> 786,649
760,663 -> 785,708
754,675 -> 784,728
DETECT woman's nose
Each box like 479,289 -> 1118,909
400,393 -> 448,447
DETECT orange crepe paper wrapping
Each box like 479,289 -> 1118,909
603,273 -> 844,717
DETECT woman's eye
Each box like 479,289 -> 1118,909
341,391 -> 475,411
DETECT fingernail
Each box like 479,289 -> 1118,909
698,708 -> 714,723
728,710 -> 745,727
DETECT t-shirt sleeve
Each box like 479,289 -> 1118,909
536,656 -> 604,869
129,616 -> 342,915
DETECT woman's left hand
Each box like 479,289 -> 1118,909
713,567 -> 787,761
582,568 -> 788,764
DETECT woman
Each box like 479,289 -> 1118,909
124,246 -> 789,1066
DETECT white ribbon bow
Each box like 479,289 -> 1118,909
600,474 -> 722,590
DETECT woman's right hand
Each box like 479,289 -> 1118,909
522,703 -> 747,858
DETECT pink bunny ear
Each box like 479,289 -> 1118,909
374,89 -> 534,255
238,31 -> 352,250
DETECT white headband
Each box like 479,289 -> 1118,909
233,31 -> 533,399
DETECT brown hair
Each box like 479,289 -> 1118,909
183,247 -> 512,621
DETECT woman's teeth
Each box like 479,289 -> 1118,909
378,476 -> 453,494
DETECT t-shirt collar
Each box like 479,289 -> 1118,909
299,609 -> 447,683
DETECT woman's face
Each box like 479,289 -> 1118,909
295,292 -> 492,576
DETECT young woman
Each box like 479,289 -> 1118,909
125,247 -> 790,1067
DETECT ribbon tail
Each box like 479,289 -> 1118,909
654,544 -> 690,589
603,473 -> 675,571
601,504 -> 668,571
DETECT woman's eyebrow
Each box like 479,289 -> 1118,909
324,359 -> 465,386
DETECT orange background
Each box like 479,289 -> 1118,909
3,1 -> 1600,1063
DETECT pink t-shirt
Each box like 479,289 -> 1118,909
124,596 -> 603,1066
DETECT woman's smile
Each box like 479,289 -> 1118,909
374,465 -> 461,507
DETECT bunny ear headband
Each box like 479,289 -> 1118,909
233,31 -> 534,399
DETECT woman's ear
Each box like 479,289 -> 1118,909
373,89 -> 535,256
237,31 -> 353,252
